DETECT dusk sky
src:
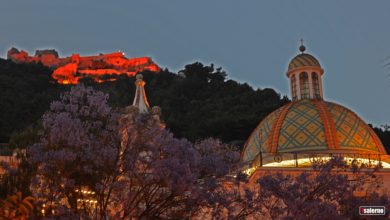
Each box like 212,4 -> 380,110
1,0 -> 389,125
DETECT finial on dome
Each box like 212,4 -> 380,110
299,38 -> 306,53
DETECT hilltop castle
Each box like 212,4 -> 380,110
7,47 -> 160,84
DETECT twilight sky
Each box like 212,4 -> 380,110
1,0 -> 389,125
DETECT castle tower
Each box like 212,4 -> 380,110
132,74 -> 150,114
287,40 -> 324,101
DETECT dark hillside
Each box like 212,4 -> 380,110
0,58 -> 61,142
1,59 -> 388,153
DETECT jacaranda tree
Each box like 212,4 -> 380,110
27,85 -> 241,219
252,157 -> 390,219
28,85 -> 120,219
26,85 -> 389,219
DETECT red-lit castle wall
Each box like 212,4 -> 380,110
7,47 -> 161,84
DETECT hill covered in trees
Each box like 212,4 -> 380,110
1,58 -> 389,153
0,59 -> 61,143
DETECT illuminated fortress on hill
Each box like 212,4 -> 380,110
7,47 -> 161,84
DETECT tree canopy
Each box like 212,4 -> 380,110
0,59 -> 389,153
0,84 -> 388,219
27,85 -> 241,219
0,60 -> 288,146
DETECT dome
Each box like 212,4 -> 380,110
288,53 -> 321,71
241,100 -> 386,163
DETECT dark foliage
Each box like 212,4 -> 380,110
0,60 -> 288,145
0,153 -> 35,199
1,59 -> 388,149
0,58 -> 62,143
80,62 -> 290,143
370,124 -> 390,153
143,63 -> 289,143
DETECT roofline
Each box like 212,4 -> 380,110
286,66 -> 324,77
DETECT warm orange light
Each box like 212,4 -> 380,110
244,156 -> 390,176
8,48 -> 161,84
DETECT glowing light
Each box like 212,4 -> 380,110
41,204 -> 45,216
244,157 -> 390,175
8,48 -> 161,84
243,167 -> 256,176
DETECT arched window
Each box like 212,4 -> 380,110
300,72 -> 309,99
312,72 -> 321,99
291,75 -> 297,101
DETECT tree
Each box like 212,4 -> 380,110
0,58 -> 289,145
370,124 -> 390,154
193,157 -> 389,219
8,83 -> 390,219
0,192 -> 35,220
194,171 -> 261,220
27,85 -> 242,219
100,109 -> 242,219
0,152 -> 35,200
113,108 -> 198,219
28,84 -> 121,219
0,58 -> 59,143
8,124 -> 42,151
252,157 -> 390,219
